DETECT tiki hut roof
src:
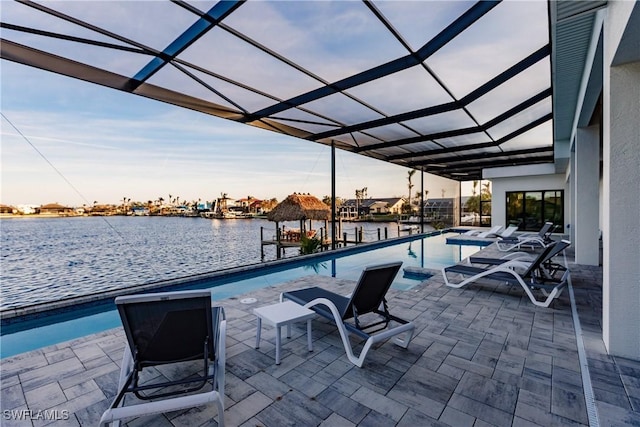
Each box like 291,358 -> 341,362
267,193 -> 330,222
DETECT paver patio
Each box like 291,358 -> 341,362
2,243 -> 639,426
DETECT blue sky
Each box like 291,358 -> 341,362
1,60 -> 460,207
1,0 -> 547,207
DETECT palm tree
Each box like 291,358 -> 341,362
482,181 -> 491,197
262,197 -> 278,212
407,170 -> 416,214
414,190 -> 422,208
470,181 -> 479,224
355,187 -> 367,218
481,181 -> 492,218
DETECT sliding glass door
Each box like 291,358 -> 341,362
506,190 -> 564,231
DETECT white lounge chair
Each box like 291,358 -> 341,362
464,225 -> 516,238
442,240 -> 571,307
478,225 -> 504,238
497,225 -> 519,238
496,222 -> 556,251
281,262 -> 415,368
466,239 -> 570,280
100,290 -> 226,427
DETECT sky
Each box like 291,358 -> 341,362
1,60 -> 463,207
0,1 -> 550,207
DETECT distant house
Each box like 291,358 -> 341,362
15,204 -> 39,214
423,198 -> 454,223
372,198 -> 405,214
338,200 -> 357,219
249,199 -> 264,214
0,204 -> 16,214
88,204 -> 116,216
197,201 -> 213,211
339,197 -> 405,218
235,197 -> 264,213
40,203 -> 74,216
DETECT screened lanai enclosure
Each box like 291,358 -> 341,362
1,0 -> 556,182
2,0 -> 609,238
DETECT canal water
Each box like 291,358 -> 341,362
0,216 -> 413,311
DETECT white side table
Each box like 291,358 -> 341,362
253,301 -> 315,365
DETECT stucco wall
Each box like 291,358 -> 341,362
601,0 -> 640,360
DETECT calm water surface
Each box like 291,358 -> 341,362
0,216 -> 405,310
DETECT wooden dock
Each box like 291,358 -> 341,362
260,223 -> 420,259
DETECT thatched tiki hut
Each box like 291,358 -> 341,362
267,193 -> 330,242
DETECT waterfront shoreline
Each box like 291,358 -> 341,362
0,213 -> 75,219
0,216 -> 421,313
1,232 -> 437,323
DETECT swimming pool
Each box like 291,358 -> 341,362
0,232 -> 484,358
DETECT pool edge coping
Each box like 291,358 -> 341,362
1,230 -> 445,322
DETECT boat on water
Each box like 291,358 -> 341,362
201,210 -> 255,219
200,210 -> 235,219
232,211 -> 255,219
200,197 -> 254,219
399,216 -> 422,224
130,207 -> 150,216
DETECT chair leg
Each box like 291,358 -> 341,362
275,326 -> 282,365
255,317 -> 262,349
215,398 -> 225,427
302,298 -> 414,368
216,318 -> 226,420
306,319 -> 313,352
393,326 -> 415,349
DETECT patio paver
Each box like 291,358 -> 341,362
2,243 -> 639,426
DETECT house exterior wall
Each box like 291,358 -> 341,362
601,0 -> 640,359
338,205 -> 357,219
574,126 -> 601,265
387,200 -> 404,214
368,201 -> 388,214
489,173 -> 569,232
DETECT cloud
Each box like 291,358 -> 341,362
3,2 -> 498,207
426,1 -> 549,98
1,85 -> 415,206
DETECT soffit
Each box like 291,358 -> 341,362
552,0 -> 607,144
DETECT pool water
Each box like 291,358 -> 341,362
1,233 -> 482,358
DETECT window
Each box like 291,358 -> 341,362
506,190 -> 564,231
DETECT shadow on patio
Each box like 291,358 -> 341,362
1,244 -> 639,426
